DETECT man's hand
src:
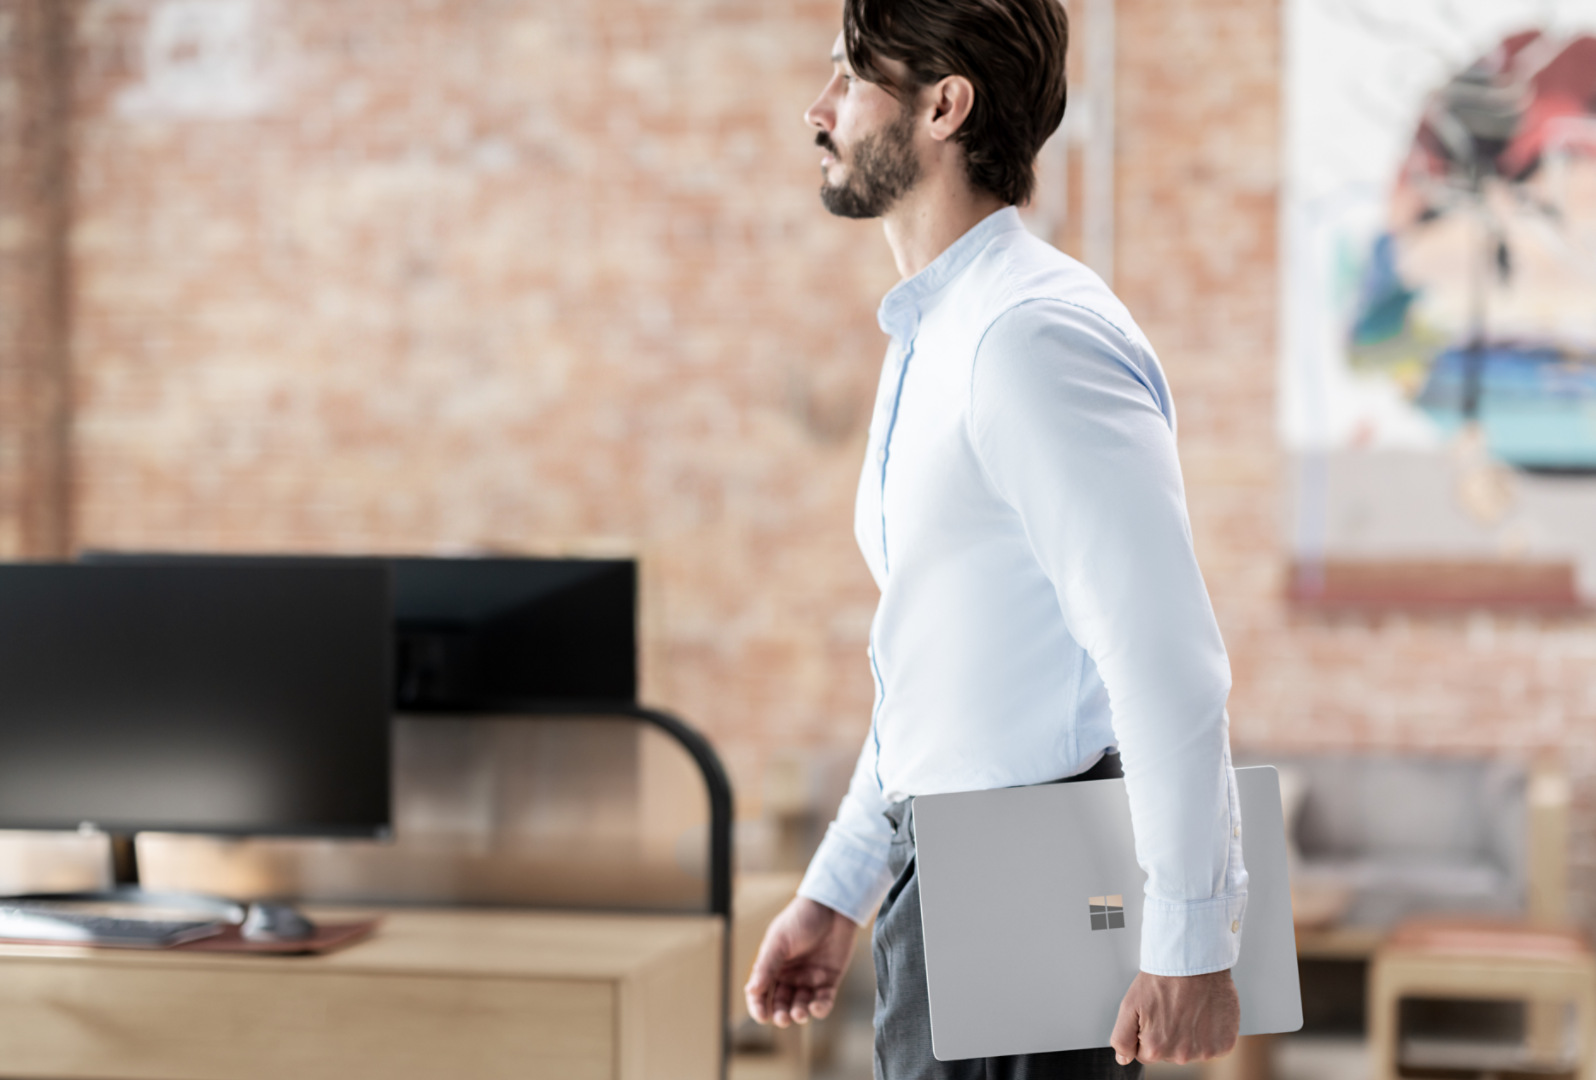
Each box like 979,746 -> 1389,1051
1109,969 -> 1239,1064
744,897 -> 859,1028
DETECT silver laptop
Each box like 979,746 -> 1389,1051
913,766 -> 1303,1060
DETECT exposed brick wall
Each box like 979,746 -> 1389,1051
65,0 -> 893,804
0,0 -> 74,558
0,0 -> 22,555
13,0 -> 1596,919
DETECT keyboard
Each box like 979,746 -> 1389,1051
0,903 -> 226,948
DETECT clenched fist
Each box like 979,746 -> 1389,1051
1110,969 -> 1240,1064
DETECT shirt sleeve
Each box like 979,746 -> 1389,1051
968,298 -> 1248,977
796,731 -> 896,926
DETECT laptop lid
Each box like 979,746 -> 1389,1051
913,765 -> 1303,1060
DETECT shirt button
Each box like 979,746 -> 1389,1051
1231,920 -> 1240,933
878,447 -> 887,464
1233,826 -> 1241,838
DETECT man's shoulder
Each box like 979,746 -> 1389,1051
966,229 -> 1152,358
960,230 -> 1174,428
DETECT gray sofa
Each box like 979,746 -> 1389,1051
1238,754 -> 1529,928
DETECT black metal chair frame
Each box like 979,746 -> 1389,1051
484,700 -> 735,1079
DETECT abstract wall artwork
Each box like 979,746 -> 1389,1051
1283,0 -> 1596,608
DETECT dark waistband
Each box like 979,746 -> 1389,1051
883,751 -> 1124,836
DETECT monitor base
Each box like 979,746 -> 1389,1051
3,829 -> 317,939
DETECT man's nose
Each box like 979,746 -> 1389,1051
804,80 -> 837,131
804,97 -> 829,131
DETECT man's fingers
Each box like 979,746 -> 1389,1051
1108,996 -> 1141,1065
743,958 -> 777,1023
789,987 -> 815,1023
744,982 -> 771,1024
808,987 -> 836,1020
743,965 -> 767,1022
769,980 -> 797,1028
744,928 -> 794,1025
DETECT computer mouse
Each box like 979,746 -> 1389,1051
240,901 -> 316,942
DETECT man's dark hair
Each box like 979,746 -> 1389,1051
842,0 -> 1069,207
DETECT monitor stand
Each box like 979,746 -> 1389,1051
110,830 -> 138,887
1,831 -> 315,941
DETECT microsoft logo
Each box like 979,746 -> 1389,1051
1089,895 -> 1125,931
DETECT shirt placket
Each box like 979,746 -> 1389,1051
876,320 -> 919,575
866,314 -> 919,792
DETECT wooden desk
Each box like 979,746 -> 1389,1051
0,907 -> 723,1080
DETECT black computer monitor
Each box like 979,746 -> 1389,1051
82,552 -> 638,711
390,557 -> 636,710
0,563 -> 392,841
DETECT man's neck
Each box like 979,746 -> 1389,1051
881,177 -> 1008,281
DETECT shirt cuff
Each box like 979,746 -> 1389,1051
1139,891 -> 1248,977
797,824 -> 895,926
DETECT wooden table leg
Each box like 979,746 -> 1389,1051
1200,1033 -> 1273,1080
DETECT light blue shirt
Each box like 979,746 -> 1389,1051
796,208 -> 1248,977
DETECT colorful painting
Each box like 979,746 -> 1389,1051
1283,0 -> 1596,605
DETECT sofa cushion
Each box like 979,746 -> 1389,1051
1296,856 -> 1519,926
1236,754 -> 1528,927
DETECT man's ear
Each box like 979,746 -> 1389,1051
924,75 -> 976,142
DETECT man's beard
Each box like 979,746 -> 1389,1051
817,108 -> 920,219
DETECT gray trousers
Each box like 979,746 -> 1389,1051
873,754 -> 1143,1080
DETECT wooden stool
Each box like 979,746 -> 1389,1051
1369,919 -> 1596,1079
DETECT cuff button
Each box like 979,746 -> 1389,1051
1231,920 -> 1240,933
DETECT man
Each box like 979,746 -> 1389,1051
744,1 -> 1248,1075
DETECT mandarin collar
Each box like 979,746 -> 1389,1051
876,206 -> 1023,337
